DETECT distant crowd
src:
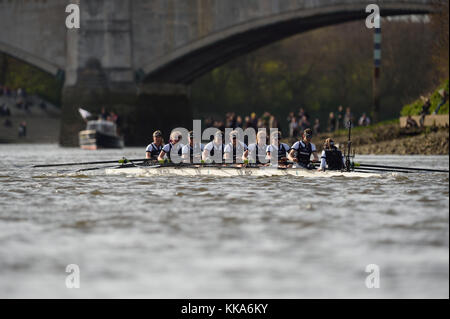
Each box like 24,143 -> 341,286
204,105 -> 373,140
0,84 -> 48,112
0,84 -> 48,138
204,111 -> 279,133
326,105 -> 371,133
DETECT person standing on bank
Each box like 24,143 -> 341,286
288,128 -> 319,169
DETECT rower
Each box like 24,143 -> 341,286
182,131 -> 204,163
202,131 -> 224,163
224,130 -> 248,164
288,128 -> 319,169
158,130 -> 184,162
247,131 -> 268,164
266,131 -> 290,165
318,138 -> 345,171
145,130 -> 164,160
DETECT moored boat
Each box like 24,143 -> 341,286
79,120 -> 124,150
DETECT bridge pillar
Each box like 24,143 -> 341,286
60,80 -> 192,147
60,0 -> 192,146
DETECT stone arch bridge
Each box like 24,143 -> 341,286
0,0 -> 435,145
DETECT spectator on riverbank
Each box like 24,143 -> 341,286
289,115 -> 298,137
358,113 -> 371,126
433,89 -> 448,115
299,115 -> 310,132
100,107 -> 108,120
236,115 -> 243,128
0,104 -> 11,116
327,112 -> 336,132
406,115 -> 418,128
313,118 -> 321,135
244,116 -> 252,130
2,86 -> 12,97
250,112 -> 258,129
297,107 -> 309,120
18,121 -> 27,137
336,105 -> 344,130
269,114 -> 278,129
343,107 -> 354,128
419,97 -> 431,127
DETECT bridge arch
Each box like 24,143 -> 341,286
142,2 -> 433,84
0,42 -> 63,77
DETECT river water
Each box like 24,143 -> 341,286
0,144 -> 448,298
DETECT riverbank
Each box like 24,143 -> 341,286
287,121 -> 449,155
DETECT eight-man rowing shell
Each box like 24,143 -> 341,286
105,166 -> 381,178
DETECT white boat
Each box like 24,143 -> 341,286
79,120 -> 124,150
105,165 -> 381,178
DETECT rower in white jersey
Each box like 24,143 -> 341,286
266,131 -> 290,166
182,131 -> 204,163
247,130 -> 268,165
224,130 -> 248,164
202,131 -> 224,163
157,130 -> 185,162
145,130 -> 164,160
288,128 -> 319,169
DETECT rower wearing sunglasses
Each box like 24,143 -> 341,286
158,130 -> 184,162
288,128 -> 319,169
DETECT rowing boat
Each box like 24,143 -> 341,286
104,166 -> 381,178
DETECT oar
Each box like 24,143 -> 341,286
76,164 -> 125,172
354,166 -> 413,174
33,158 -> 148,168
355,163 -> 449,173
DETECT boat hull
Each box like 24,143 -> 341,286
105,166 -> 381,178
79,130 -> 124,150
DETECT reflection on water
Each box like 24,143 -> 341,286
0,144 -> 448,298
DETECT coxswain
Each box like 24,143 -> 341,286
224,130 -> 248,164
266,131 -> 290,165
288,128 -> 319,169
145,130 -> 164,160
202,131 -> 224,163
158,130 -> 184,162
182,131 -> 204,163
247,130 -> 268,164
318,138 -> 345,171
